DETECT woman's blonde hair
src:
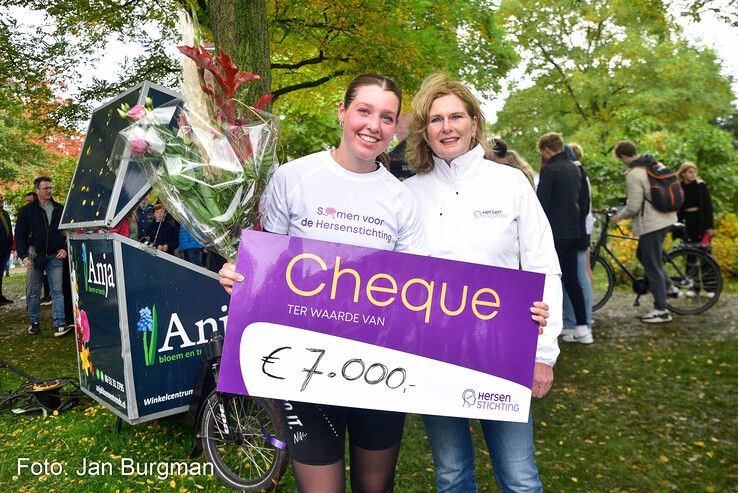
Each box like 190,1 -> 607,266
569,142 -> 584,161
506,150 -> 536,189
406,73 -> 492,174
677,161 -> 701,183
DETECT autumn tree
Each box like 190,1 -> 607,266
1,0 -> 517,158
494,0 -> 737,210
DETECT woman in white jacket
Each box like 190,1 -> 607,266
403,73 -> 562,493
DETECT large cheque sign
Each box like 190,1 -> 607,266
218,230 -> 545,422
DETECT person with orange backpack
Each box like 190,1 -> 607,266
612,140 -> 679,323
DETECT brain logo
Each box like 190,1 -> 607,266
462,389 -> 476,407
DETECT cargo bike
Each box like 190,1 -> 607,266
60,82 -> 288,491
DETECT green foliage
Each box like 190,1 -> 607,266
275,86 -> 343,161
1,273 -> 737,491
2,1 -> 517,156
494,0 -> 738,212
268,0 -> 516,99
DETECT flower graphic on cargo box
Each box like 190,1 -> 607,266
137,306 -> 158,366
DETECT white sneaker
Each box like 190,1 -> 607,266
560,327 -> 576,338
666,286 -> 681,298
562,332 -> 594,344
705,291 -> 715,299
641,309 -> 672,323
686,290 -> 697,298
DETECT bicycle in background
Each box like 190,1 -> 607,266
590,207 -> 722,315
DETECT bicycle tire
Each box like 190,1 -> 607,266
591,254 -> 616,312
664,248 -> 722,315
200,391 -> 288,491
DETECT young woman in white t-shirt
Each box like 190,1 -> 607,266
219,74 -> 426,493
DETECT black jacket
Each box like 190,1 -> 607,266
15,199 -> 66,260
144,219 -> 179,253
0,209 -> 12,248
678,180 -> 714,241
536,152 -> 581,240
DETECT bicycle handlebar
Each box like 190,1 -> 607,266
594,206 -> 620,216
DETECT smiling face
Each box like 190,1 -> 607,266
335,84 -> 399,172
426,94 -> 477,165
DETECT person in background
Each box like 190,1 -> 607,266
0,193 -> 13,304
537,132 -> 590,341
14,177 -> 71,336
388,113 -> 415,180
560,143 -> 594,344
144,204 -> 178,254
135,193 -> 154,235
22,191 -> 51,304
179,226 -> 204,267
490,138 -> 536,189
404,73 -> 556,493
676,162 -> 715,297
109,217 -> 131,238
612,140 -> 677,323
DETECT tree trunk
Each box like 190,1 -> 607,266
208,0 -> 271,108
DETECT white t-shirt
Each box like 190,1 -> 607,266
261,150 -> 428,255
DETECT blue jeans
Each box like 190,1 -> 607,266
563,249 -> 593,328
28,255 -> 65,326
423,412 -> 542,493
181,248 -> 203,267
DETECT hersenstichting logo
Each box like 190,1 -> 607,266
462,388 -> 476,407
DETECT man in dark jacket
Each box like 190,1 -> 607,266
0,193 -> 13,304
536,132 -> 591,342
15,176 -> 71,336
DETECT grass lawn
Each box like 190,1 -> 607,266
1,269 -> 736,492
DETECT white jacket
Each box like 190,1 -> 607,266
404,145 -> 563,366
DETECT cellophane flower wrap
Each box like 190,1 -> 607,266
116,13 -> 277,259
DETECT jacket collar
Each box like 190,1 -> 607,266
545,151 -> 570,166
630,154 -> 657,168
430,144 -> 485,184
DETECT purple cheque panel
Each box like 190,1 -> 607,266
218,230 -> 544,421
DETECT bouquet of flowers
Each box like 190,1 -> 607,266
116,16 -> 277,259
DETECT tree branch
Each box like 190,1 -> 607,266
533,37 -> 588,119
271,71 -> 345,101
271,51 -> 325,69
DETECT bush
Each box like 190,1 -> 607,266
712,213 -> 738,279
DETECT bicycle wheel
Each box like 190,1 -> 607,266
200,391 -> 288,491
591,254 -> 616,312
664,248 -> 722,315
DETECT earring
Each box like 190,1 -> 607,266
339,120 -> 344,128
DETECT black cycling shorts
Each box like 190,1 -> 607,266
278,400 -> 405,465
